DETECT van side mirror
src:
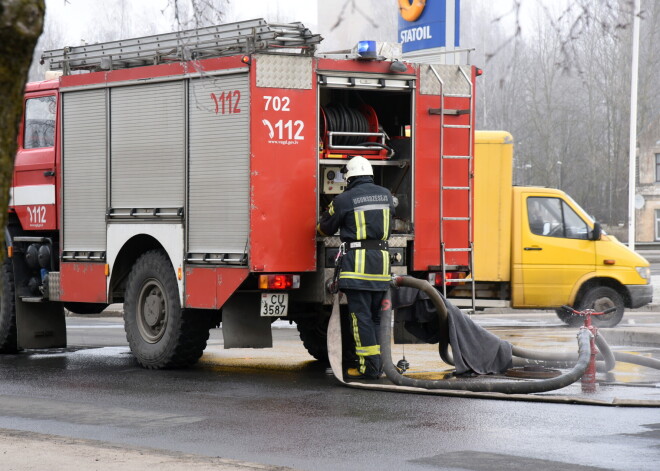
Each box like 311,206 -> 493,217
591,222 -> 602,241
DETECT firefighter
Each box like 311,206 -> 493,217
317,156 -> 395,380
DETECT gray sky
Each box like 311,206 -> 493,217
44,0 -> 318,46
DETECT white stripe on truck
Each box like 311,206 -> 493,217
11,185 -> 56,206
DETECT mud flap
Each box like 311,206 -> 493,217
222,293 -> 273,349
16,300 -> 66,349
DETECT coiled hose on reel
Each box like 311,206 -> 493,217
321,103 -> 395,157
323,103 -> 369,146
379,276 -> 660,394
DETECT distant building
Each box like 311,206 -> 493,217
636,116 -> 660,241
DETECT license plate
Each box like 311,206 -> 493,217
260,293 -> 288,317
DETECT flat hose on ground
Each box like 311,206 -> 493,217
382,277 -> 593,394
386,276 -> 660,384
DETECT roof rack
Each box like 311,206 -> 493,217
41,18 -> 322,75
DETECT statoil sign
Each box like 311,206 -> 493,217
398,0 -> 460,53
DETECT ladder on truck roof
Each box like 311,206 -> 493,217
41,18 -> 322,74
428,64 -> 477,314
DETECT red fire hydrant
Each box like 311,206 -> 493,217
560,305 -> 617,393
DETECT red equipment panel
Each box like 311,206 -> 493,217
413,80 -> 474,271
413,89 -> 442,271
249,56 -> 318,272
184,266 -> 249,309
60,262 -> 107,303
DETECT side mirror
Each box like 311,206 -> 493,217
591,222 -> 602,241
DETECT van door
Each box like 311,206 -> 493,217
520,194 -> 595,307
13,92 -> 58,230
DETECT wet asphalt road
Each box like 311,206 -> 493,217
1,317 -> 659,471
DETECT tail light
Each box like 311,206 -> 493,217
258,274 -> 300,290
428,272 -> 466,287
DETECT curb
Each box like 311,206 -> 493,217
599,328 -> 660,348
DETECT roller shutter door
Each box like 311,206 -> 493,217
62,89 -> 107,251
110,82 -> 185,208
188,74 -> 250,254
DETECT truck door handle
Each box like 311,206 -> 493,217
524,247 -> 543,251
44,170 -> 55,177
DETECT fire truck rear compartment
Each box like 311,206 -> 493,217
318,86 -> 413,231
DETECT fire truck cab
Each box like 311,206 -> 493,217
0,20 -> 477,369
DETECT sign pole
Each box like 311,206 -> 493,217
628,0 -> 640,250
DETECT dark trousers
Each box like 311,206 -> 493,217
343,289 -> 386,378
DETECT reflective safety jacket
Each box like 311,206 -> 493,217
317,176 -> 396,291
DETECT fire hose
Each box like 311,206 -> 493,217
380,276 -> 593,394
367,276 -> 660,394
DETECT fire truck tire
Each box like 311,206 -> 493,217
0,256 -> 18,353
576,286 -> 624,328
124,250 -> 210,369
296,314 -> 330,362
296,306 -> 356,364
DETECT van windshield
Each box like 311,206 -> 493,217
527,196 -> 590,240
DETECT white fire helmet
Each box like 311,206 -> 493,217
344,156 -> 373,180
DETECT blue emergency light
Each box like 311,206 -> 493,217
356,40 -> 378,59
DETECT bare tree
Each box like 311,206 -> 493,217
0,0 -> 46,255
464,0 -> 658,230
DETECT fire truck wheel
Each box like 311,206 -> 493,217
576,286 -> 625,328
0,256 -> 18,353
296,305 -> 356,364
296,313 -> 330,362
124,250 -> 210,369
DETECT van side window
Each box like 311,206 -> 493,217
527,197 -> 589,240
24,96 -> 56,149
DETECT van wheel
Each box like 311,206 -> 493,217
124,250 -> 210,369
576,286 -> 625,328
0,257 -> 18,353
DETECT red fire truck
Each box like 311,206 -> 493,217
0,19 -> 476,369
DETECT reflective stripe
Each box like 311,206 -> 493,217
329,202 -> 335,216
354,203 -> 390,212
360,211 -> 367,239
356,345 -> 381,356
350,313 -> 366,373
381,250 -> 389,276
382,208 -> 390,240
340,272 -> 391,282
352,249 -> 365,275
354,210 -> 366,240
11,184 -> 56,206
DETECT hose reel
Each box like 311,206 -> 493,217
320,103 -> 393,158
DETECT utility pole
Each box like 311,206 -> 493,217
628,0 -> 640,250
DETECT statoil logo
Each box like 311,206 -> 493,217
399,0 -> 426,22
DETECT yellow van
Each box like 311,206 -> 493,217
446,131 -> 652,327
